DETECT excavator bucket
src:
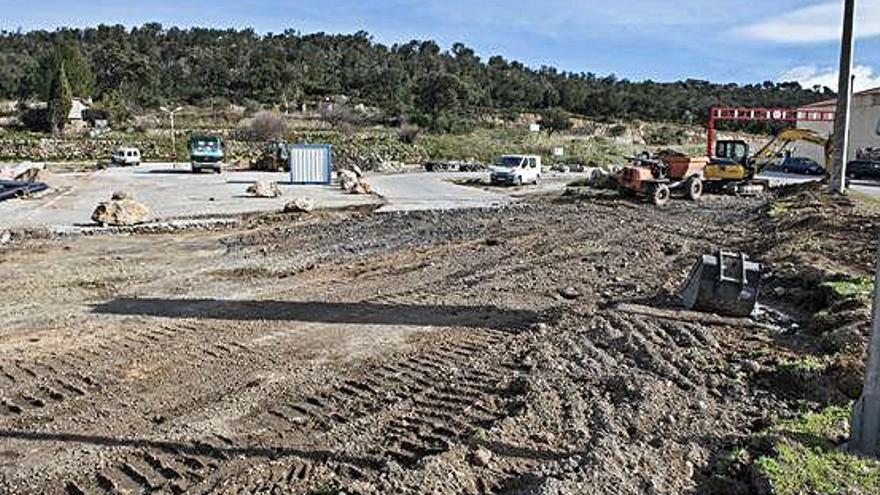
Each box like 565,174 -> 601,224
680,250 -> 762,317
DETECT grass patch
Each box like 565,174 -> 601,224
770,200 -> 794,218
777,356 -> 832,376
736,406 -> 880,495
822,277 -> 874,300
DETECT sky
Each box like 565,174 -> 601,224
2,0 -> 880,90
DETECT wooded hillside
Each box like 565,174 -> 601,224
0,24 -> 832,129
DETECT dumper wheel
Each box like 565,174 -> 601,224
650,184 -> 670,206
686,176 -> 703,201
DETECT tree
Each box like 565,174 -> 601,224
47,63 -> 72,134
540,107 -> 572,135
35,40 -> 95,99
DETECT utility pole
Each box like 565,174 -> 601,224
160,106 -> 183,166
851,237 -> 880,457
830,0 -> 856,194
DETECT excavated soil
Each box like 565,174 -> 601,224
0,194 -> 818,494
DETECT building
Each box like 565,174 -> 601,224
798,87 -> 880,164
66,98 -> 91,133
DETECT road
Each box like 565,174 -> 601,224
369,171 -> 586,212
758,170 -> 880,196
0,163 -> 379,231
0,165 -> 590,231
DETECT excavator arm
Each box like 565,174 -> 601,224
751,128 -> 832,174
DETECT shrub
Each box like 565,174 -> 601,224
238,111 -> 288,141
320,103 -> 363,130
19,108 -> 50,132
398,123 -> 421,144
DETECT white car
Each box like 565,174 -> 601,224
111,147 -> 141,166
490,155 -> 542,186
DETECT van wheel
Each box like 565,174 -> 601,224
686,176 -> 703,201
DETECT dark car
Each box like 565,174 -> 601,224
846,160 -> 880,180
779,156 -> 825,176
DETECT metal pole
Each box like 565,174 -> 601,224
851,235 -> 880,456
170,112 -> 177,167
830,0 -> 856,194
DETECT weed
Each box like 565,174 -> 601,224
777,356 -> 832,376
822,277 -> 873,301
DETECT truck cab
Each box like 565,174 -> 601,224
490,155 -> 542,186
188,135 -> 225,173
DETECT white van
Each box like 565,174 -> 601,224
489,155 -> 542,186
111,147 -> 141,166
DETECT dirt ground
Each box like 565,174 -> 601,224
0,189 -> 865,495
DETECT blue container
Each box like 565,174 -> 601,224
289,144 -> 333,185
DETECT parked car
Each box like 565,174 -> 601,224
846,160 -> 880,180
111,147 -> 141,166
489,155 -> 542,186
779,156 -> 825,176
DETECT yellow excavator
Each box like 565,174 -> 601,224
704,128 -> 832,194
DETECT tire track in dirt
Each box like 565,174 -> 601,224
198,326 -> 525,494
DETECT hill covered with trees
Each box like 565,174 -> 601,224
0,24 -> 832,131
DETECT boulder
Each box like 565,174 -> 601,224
338,169 -> 374,195
247,180 -> 282,198
91,196 -> 150,226
339,170 -> 360,192
284,197 -> 315,213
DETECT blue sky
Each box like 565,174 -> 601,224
2,0 -> 880,90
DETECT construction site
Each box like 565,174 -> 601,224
2,6 -> 880,494
0,102 -> 879,494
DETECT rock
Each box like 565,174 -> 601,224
352,179 -> 373,195
742,359 -> 762,374
559,287 -> 581,300
91,197 -> 150,226
284,197 -> 315,214
471,447 -> 493,467
246,180 -> 282,198
339,170 -> 360,192
111,191 -> 131,201
339,169 -> 373,195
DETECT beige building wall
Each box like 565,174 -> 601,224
797,89 -> 880,165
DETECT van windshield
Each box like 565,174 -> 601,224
192,138 -> 220,151
496,157 -> 523,168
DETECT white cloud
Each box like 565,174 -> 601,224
740,1 -> 880,43
778,64 -> 880,91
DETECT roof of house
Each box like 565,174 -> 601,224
802,86 -> 880,109
68,99 -> 89,120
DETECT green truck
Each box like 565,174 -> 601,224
188,135 -> 225,173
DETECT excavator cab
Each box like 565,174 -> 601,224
706,140 -> 753,182
714,140 -> 750,166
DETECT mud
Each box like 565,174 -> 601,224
0,193 -> 817,494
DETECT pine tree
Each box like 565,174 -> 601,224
47,63 -> 72,135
